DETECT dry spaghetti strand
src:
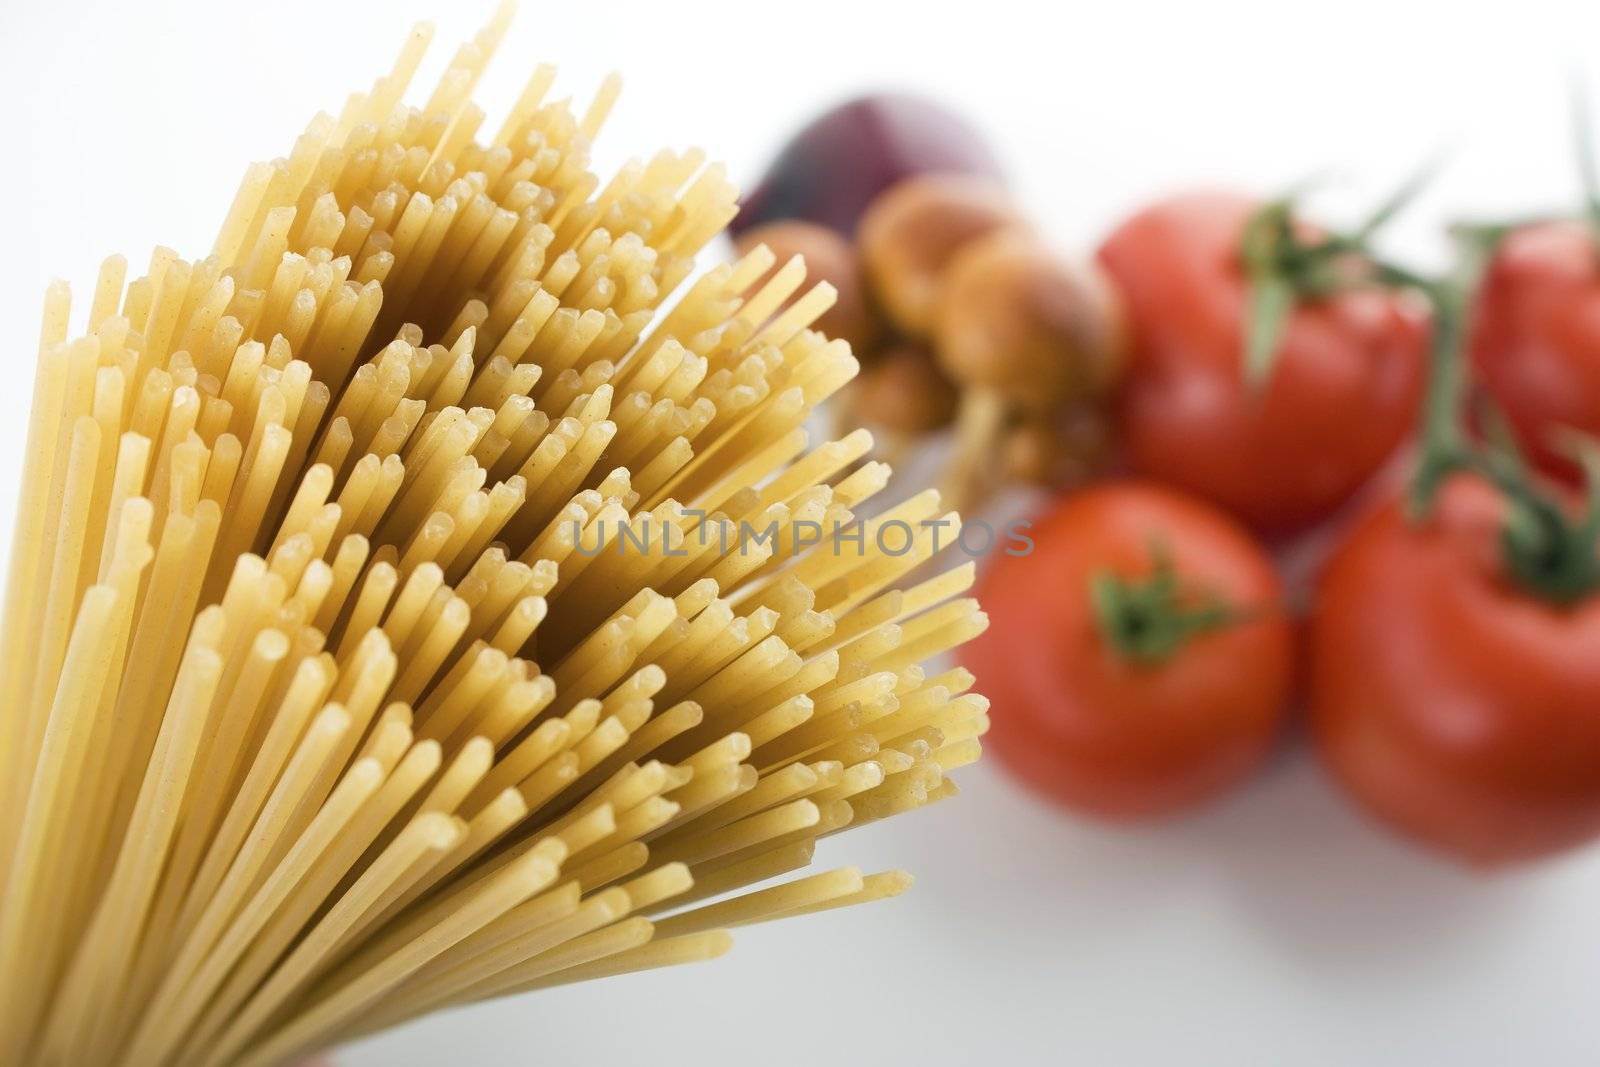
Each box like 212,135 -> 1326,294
0,7 -> 987,1065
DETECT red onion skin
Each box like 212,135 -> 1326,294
733,93 -> 1004,238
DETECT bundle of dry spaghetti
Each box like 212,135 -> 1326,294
0,8 -> 987,1067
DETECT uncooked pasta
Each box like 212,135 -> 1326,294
0,7 -> 988,1065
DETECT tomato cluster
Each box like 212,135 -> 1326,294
966,193 -> 1600,867
742,100 -> 1600,867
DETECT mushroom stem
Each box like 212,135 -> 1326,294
940,387 -> 1006,517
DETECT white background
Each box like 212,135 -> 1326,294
6,1 -> 1600,1064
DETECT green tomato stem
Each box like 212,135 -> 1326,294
1239,163 -> 1436,392
1089,545 -> 1243,667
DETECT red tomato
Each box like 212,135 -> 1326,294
1469,220 -> 1600,482
1097,191 -> 1429,535
964,482 -> 1293,821
1310,476 -> 1600,866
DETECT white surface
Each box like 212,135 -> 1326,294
5,1 -> 1600,1064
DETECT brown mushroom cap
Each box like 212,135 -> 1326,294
733,220 -> 881,357
858,174 -> 1024,338
934,231 -> 1125,412
849,343 -> 959,435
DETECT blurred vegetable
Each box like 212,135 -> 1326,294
733,219 -> 881,355
739,86 -> 1600,869
1469,219 -> 1600,483
732,93 -> 1004,238
1001,406 -> 1113,489
935,230 -> 1124,410
1310,474 -> 1600,865
848,343 -> 958,435
859,174 -> 1024,337
1098,191 -> 1429,534
934,230 -> 1123,510
965,482 -> 1292,821
733,98 -> 1122,512
1467,103 -> 1600,483
1313,252 -> 1600,866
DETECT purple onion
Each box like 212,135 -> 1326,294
732,93 -> 1004,238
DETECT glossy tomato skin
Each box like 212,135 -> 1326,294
1310,476 -> 1600,866
1470,220 -> 1600,482
964,482 -> 1293,821
1097,192 -> 1429,535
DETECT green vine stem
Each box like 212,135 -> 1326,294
1405,229 -> 1600,605
1236,124 -> 1600,605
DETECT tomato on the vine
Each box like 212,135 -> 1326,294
1310,475 -> 1600,866
964,482 -> 1293,821
1097,191 -> 1429,534
1469,220 -> 1600,482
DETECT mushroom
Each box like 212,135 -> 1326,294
932,229 -> 1125,512
849,342 -> 960,466
858,174 -> 1024,338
